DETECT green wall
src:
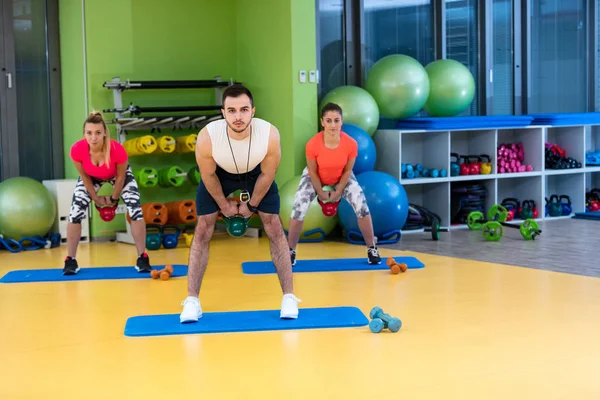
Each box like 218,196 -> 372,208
59,0 -> 317,238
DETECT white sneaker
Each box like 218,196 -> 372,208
180,297 -> 202,323
280,293 -> 302,319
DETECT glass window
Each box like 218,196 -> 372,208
362,0 -> 434,81
316,0 -> 345,99
529,0 -> 587,113
492,0 -> 513,115
446,0 -> 478,115
13,0 -> 55,181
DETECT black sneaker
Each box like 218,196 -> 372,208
367,246 -> 381,265
290,249 -> 296,266
136,252 -> 152,272
63,257 -> 80,275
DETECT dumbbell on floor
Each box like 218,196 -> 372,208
150,264 -> 174,280
369,306 -> 402,333
386,257 -> 407,274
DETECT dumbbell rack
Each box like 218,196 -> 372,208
101,77 -> 261,244
373,121 -> 600,232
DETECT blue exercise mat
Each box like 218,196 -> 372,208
572,212 -> 600,221
0,264 -> 188,283
529,112 -> 600,126
124,306 -> 369,337
392,115 -> 533,130
242,256 -> 424,275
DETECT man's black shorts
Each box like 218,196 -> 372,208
195,164 -> 280,215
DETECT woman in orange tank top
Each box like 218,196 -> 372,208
286,103 -> 380,266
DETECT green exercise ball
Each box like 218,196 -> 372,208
319,85 -> 380,136
279,176 -> 339,240
0,177 -> 56,240
364,54 -> 430,119
424,59 -> 475,117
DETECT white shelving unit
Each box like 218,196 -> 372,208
374,123 -> 600,230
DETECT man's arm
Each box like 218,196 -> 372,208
73,161 -> 100,202
196,127 -> 229,209
249,125 -> 281,208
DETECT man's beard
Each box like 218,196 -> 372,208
227,120 -> 249,133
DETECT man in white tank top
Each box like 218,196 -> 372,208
180,84 -> 301,323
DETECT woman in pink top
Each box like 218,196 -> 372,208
64,111 -> 151,275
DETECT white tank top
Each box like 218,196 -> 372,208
206,118 -> 272,174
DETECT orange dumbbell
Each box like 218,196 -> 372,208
386,257 -> 408,274
150,264 -> 174,280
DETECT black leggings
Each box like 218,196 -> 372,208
68,165 -> 143,223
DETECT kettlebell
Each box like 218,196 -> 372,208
547,195 -> 562,217
146,224 -> 163,250
559,195 -> 572,216
528,199 -> 539,218
460,155 -> 471,175
221,215 -> 250,237
520,200 -> 534,220
450,153 -> 461,177
95,202 -> 118,222
468,155 -> 481,175
480,154 -> 492,174
162,225 -> 181,249
182,227 -> 194,247
501,198 -> 520,221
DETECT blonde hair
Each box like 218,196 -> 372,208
83,110 -> 111,167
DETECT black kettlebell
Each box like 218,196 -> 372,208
146,224 -> 163,250
547,195 -> 562,217
559,195 -> 572,215
162,225 -> 181,249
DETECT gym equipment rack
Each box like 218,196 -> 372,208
101,76 -> 261,244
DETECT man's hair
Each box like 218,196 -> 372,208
321,102 -> 343,117
222,84 -> 254,107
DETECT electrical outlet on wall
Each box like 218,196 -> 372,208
299,70 -> 306,83
309,70 -> 316,83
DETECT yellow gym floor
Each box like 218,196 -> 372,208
1,234 -> 599,399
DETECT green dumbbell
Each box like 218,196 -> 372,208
369,306 -> 402,333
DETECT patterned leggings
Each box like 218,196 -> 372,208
290,166 -> 370,221
68,165 -> 143,223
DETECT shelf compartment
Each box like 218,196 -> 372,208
585,125 -> 600,166
450,179 -> 496,226
401,131 -> 450,179
450,129 -> 496,174
545,126 -> 585,169
404,182 -> 450,227
544,173 -> 584,216
497,127 -> 543,173
373,129 -> 402,180
585,171 -> 600,201
497,175 -> 543,220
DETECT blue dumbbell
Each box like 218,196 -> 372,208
368,306 -> 402,333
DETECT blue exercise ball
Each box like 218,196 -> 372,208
338,171 -> 409,240
342,123 -> 377,174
